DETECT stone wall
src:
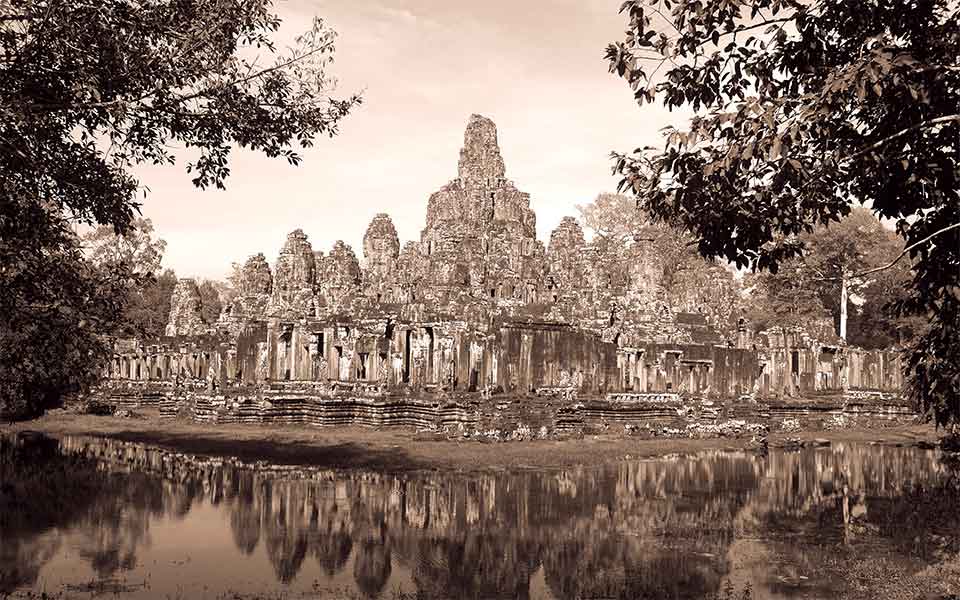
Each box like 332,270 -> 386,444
757,328 -> 904,396
495,322 -> 619,394
615,343 -> 759,397
103,319 -> 902,407
88,380 -> 913,439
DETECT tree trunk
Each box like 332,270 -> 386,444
784,330 -> 796,397
839,271 -> 848,342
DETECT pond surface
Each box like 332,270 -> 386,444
1,433 -> 957,600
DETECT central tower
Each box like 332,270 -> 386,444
419,114 -> 544,302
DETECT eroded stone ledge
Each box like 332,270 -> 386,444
82,381 -> 916,442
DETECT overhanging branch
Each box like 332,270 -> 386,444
800,222 -> 959,283
853,222 -> 960,278
845,114 -> 960,163
9,40 -> 337,114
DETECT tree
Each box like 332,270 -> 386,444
82,219 -> 175,338
122,269 -> 178,339
743,262 -> 833,335
848,254 -> 926,350
0,210 -> 128,420
800,209 -> 916,345
577,192 -> 647,243
577,193 -> 742,335
1,0 -> 359,419
607,0 -> 960,425
578,193 -> 690,279
744,209 -> 921,348
81,218 -> 166,276
214,274 -> 240,308
197,279 -> 223,324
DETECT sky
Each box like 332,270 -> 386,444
136,0 -> 689,280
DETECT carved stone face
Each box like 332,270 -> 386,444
363,214 -> 400,271
165,278 -> 206,336
273,231 -> 315,298
241,254 -> 272,296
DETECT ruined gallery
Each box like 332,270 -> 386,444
99,115 -> 905,430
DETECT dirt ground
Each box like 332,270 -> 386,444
1,409 -> 941,472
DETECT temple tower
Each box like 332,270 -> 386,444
165,278 -> 206,336
318,240 -> 361,308
419,114 -> 544,300
362,213 -> 400,279
270,229 -> 316,316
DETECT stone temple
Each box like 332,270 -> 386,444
100,115 -> 905,431
208,115 -> 722,345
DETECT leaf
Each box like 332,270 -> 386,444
769,137 -> 782,160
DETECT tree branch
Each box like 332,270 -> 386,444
11,40 -> 336,113
852,222 -> 960,279
845,114 -> 960,163
171,40 -> 335,105
720,17 -> 793,39
808,265 -> 834,282
652,13 -> 794,47
788,223 -> 959,283
649,2 -> 683,36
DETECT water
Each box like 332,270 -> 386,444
1,434 -> 956,599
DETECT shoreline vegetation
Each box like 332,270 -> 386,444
1,409 -> 940,472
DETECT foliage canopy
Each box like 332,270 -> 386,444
607,0 -> 960,425
745,208 -> 920,347
81,218 -> 166,278
0,0 -> 359,419
577,193 -> 742,336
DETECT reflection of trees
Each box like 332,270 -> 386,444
867,470 -> 960,560
0,435 -> 164,590
310,519 -> 352,576
353,531 -> 391,598
733,444 -> 950,596
746,444 -> 944,538
543,537 -> 629,599
542,535 -> 720,600
411,535 -> 540,599
73,472 -> 163,579
228,471 -> 261,555
0,534 -> 62,594
4,433 -> 954,599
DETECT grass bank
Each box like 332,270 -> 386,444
0,409 -> 940,472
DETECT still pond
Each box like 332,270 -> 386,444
2,433 -> 958,599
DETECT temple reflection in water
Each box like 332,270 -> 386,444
0,435 -> 948,599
